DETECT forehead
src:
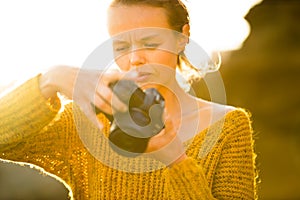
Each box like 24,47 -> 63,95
107,5 -> 171,36
112,27 -> 175,43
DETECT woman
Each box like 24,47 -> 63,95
0,0 -> 258,199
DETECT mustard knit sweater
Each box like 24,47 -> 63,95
0,76 -> 257,200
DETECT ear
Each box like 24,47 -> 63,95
177,24 -> 190,53
182,24 -> 190,37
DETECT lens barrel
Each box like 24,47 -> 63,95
108,80 -> 165,157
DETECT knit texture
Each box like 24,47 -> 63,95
0,76 -> 258,199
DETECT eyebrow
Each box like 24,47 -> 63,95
140,34 -> 160,41
113,40 -> 128,45
113,34 -> 161,44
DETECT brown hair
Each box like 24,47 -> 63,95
110,0 -> 189,32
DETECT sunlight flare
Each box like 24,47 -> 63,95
0,0 -> 262,87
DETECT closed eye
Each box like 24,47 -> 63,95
114,45 -> 130,52
144,43 -> 160,49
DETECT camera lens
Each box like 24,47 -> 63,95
130,107 -> 151,126
109,127 -> 150,156
106,80 -> 164,156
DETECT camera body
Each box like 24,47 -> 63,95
103,80 -> 165,157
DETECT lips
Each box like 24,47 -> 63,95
136,72 -> 152,82
138,72 -> 152,76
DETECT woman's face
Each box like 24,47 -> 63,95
107,5 -> 185,88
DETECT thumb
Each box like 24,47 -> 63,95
99,70 -> 138,84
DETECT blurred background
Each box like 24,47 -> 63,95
225,0 -> 300,199
0,0 -> 299,199
223,0 -> 300,198
199,0 -> 300,198
198,0 -> 300,199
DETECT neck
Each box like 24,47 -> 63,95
157,80 -> 193,118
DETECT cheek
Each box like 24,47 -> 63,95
115,56 -> 130,71
151,51 -> 178,69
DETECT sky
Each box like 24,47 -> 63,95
0,0 -> 262,87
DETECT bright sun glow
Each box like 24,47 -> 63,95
0,0 -> 262,89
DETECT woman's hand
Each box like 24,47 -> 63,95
39,65 -> 132,125
145,117 -> 187,167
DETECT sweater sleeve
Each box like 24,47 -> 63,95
0,75 -> 77,189
0,75 -> 61,151
211,110 -> 257,199
162,110 -> 257,199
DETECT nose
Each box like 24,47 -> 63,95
129,48 -> 145,68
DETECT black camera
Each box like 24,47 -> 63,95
94,80 -> 165,157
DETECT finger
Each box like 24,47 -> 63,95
98,70 -> 138,84
164,118 -> 176,134
145,129 -> 165,153
95,84 -> 128,113
150,118 -> 174,142
93,94 -> 113,115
